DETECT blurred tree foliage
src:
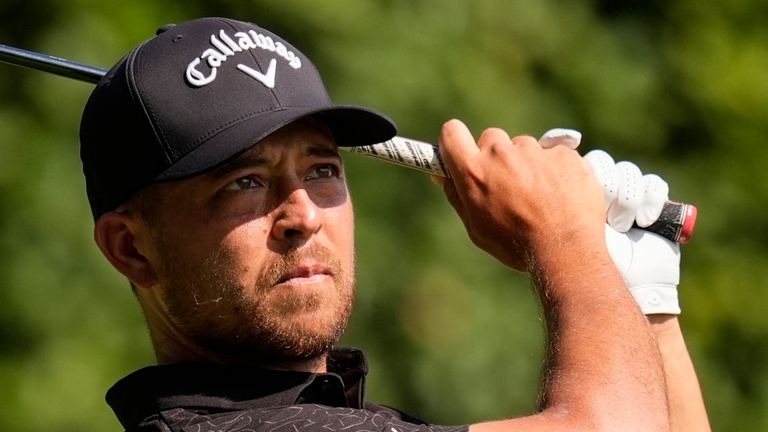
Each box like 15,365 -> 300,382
0,0 -> 766,430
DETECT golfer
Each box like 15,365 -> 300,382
80,17 -> 709,432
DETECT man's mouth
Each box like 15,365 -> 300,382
276,264 -> 333,286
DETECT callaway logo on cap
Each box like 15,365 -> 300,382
79,17 -> 396,220
185,28 -> 302,88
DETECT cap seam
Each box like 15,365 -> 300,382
131,44 -> 176,162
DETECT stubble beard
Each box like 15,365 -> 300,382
156,242 -> 356,366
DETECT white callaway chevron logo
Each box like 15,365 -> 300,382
237,59 -> 277,88
185,29 -> 300,88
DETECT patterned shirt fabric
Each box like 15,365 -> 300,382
107,347 -> 469,432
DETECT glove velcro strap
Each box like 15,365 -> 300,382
630,284 -> 680,315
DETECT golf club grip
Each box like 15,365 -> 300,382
346,138 -> 698,244
641,201 -> 697,245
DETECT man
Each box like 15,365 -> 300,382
80,17 -> 708,431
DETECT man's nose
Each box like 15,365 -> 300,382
271,187 -> 323,242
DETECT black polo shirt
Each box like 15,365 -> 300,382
107,347 -> 469,432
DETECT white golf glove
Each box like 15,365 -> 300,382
537,130 -> 682,315
584,149 -> 681,315
603,225 -> 681,314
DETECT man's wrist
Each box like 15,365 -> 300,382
648,314 -> 678,328
529,231 -> 620,299
528,221 -> 605,265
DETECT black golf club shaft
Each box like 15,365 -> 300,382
0,44 -> 105,83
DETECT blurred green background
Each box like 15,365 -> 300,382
1,0 -> 766,430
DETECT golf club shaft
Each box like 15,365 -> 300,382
0,44 -> 104,83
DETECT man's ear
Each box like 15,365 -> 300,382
94,212 -> 158,289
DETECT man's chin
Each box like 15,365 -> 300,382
208,331 -> 340,367
199,310 -> 349,363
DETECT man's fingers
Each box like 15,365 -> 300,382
478,127 -> 513,151
584,149 -> 618,210
636,174 -> 669,228
438,119 -> 479,180
607,161 -> 643,232
584,150 -> 670,231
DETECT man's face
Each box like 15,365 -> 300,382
136,118 -> 356,365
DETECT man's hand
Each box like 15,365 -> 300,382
437,120 -> 605,272
584,149 -> 681,315
439,123 -> 670,431
584,149 -> 669,232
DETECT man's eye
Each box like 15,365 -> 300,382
308,164 -> 340,180
225,176 -> 262,191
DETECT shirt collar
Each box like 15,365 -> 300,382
106,347 -> 369,429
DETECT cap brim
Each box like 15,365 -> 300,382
156,105 -> 397,180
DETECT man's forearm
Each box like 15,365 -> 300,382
469,245 -> 670,432
649,315 -> 711,432
531,238 -> 669,431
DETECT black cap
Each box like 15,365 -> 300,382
80,17 -> 397,219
